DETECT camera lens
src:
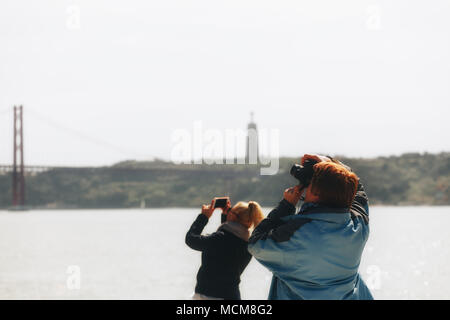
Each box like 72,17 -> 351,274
289,160 -> 317,187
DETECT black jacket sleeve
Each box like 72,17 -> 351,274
185,214 -> 222,251
350,181 -> 370,224
249,199 -> 306,244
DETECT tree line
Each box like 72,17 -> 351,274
0,152 -> 448,209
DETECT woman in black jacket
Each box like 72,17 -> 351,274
185,199 -> 264,300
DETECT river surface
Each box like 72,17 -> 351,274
0,206 -> 449,299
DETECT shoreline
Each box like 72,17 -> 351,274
1,204 -> 450,212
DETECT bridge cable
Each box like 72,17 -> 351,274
26,107 -> 153,160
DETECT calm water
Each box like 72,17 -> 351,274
0,206 -> 449,300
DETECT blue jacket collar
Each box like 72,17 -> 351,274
297,202 -> 350,224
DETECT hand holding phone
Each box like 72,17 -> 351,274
214,197 -> 230,208
201,199 -> 216,218
202,197 -> 231,219
214,197 -> 231,223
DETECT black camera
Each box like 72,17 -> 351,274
290,159 -> 318,187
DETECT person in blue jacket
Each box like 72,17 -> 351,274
248,154 -> 373,300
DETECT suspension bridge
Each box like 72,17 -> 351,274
0,105 -> 156,209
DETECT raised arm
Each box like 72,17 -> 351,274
350,181 -> 369,224
185,200 -> 222,251
248,199 -> 296,244
185,214 -> 221,251
248,198 -> 311,276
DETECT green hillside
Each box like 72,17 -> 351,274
0,152 -> 449,209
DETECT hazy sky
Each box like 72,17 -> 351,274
1,0 -> 449,166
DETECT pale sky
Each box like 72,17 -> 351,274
0,0 -> 449,166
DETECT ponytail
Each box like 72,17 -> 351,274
248,201 -> 264,228
232,201 -> 265,229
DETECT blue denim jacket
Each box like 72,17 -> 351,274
248,183 -> 373,300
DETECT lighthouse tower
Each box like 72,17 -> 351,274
245,112 -> 259,164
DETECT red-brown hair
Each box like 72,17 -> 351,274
310,162 -> 359,208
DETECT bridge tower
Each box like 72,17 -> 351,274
12,105 -> 25,207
